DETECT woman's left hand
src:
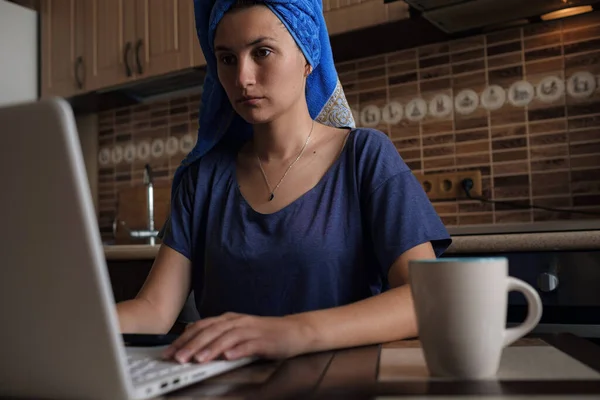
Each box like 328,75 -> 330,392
161,312 -> 313,364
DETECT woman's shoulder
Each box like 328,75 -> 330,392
347,127 -> 411,178
176,142 -> 237,192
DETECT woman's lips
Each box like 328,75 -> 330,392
238,97 -> 264,106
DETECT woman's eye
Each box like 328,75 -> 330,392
255,48 -> 272,58
220,55 -> 235,65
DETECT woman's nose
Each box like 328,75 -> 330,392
235,59 -> 256,88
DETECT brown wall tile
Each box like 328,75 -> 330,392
459,202 -> 493,213
419,54 -> 450,69
570,129 -> 600,143
488,53 -> 523,68
530,132 -> 567,146
457,153 -> 490,166
419,64 -> 450,80
455,115 -> 489,131
388,61 -> 417,75
530,157 -> 569,171
528,106 -> 566,121
434,203 -> 458,214
357,56 -> 385,70
564,38 -> 600,55
358,77 -> 387,90
493,149 -> 528,163
565,51 -> 600,71
451,48 -> 485,63
570,154 -> 600,169
441,215 -> 458,225
493,161 -> 529,176
460,213 -> 494,224
490,108 -> 526,126
387,49 -> 416,64
390,124 -> 420,139
456,141 -> 489,154
421,120 -> 454,135
496,211 -> 532,223
525,58 -> 564,75
524,46 -> 562,62
524,33 -> 562,50
422,133 -> 454,146
358,67 -> 385,80
487,29 -> 522,44
449,36 -> 484,52
523,21 -> 561,37
456,129 -> 489,142
420,77 -> 451,92
424,157 -> 455,170
452,60 -> 485,75
95,13 -> 600,236
487,41 -> 522,57
491,125 -> 527,139
488,65 -> 523,86
419,43 -> 449,58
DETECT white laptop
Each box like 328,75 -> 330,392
0,98 -> 255,400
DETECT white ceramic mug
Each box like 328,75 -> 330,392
408,257 -> 543,379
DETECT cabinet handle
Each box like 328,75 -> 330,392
74,56 -> 84,89
124,42 -> 133,77
135,39 -> 144,75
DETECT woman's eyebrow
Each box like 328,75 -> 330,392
214,36 -> 276,52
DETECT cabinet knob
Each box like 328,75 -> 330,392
537,272 -> 559,292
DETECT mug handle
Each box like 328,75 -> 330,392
503,276 -> 543,347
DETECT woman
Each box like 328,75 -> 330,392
116,0 -> 452,365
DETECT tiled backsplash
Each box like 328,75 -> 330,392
96,13 -> 600,242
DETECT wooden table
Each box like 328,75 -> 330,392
164,333 -> 600,399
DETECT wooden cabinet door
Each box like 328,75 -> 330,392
40,0 -> 86,98
135,0 -> 194,79
84,0 -> 137,91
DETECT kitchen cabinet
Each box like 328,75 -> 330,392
323,0 -> 409,36
40,0 -> 86,98
41,0 -> 197,97
83,0 -> 137,91
85,0 -> 194,91
135,0 -> 196,79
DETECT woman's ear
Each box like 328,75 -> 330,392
305,63 -> 312,77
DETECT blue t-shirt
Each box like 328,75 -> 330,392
162,128 -> 451,318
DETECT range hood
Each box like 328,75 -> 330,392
403,0 -> 600,33
69,67 -> 206,114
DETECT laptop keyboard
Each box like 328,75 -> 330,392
127,354 -> 198,385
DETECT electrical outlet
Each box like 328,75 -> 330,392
415,170 -> 482,201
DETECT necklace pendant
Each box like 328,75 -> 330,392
268,193 -> 275,201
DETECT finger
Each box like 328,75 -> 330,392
163,313 -> 240,359
224,339 -> 262,361
194,327 -> 260,363
173,318 -> 244,363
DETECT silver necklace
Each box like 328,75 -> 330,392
256,120 -> 315,201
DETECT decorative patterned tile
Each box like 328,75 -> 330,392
95,13 -> 600,236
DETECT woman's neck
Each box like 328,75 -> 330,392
252,102 -> 316,162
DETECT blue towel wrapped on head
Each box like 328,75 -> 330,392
169,0 -> 356,200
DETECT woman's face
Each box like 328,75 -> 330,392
214,5 -> 309,124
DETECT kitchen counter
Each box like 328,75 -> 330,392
103,229 -> 600,260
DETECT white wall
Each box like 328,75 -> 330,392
0,0 -> 38,107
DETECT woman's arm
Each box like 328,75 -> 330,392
162,242 -> 434,363
116,245 -> 192,334
290,241 -> 433,353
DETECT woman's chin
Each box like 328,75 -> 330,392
236,108 -> 274,125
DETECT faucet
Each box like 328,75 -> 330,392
113,164 -> 160,245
